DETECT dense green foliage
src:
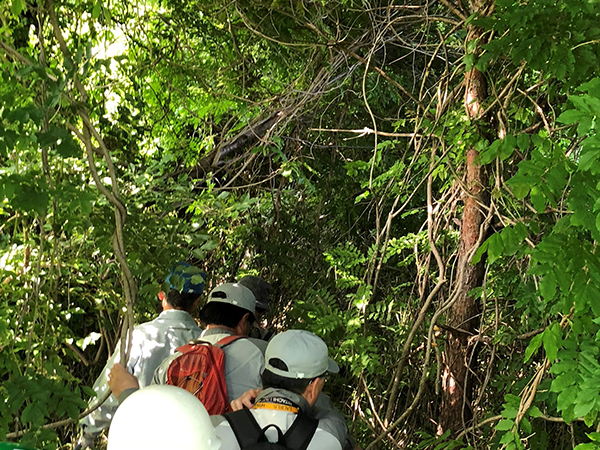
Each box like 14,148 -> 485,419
2,0 -> 600,448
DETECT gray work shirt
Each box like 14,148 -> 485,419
153,327 -> 265,402
80,309 -> 202,434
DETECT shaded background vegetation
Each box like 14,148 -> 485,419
2,0 -> 600,448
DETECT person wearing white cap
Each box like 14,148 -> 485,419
152,282 -> 267,402
213,330 -> 348,450
107,385 -> 220,450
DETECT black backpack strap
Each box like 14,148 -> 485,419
224,408 -> 263,449
282,412 -> 319,450
217,335 -> 246,349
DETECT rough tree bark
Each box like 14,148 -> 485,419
439,0 -> 494,436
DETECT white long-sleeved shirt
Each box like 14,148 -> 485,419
80,309 -> 202,434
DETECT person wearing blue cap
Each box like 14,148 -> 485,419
76,262 -> 205,450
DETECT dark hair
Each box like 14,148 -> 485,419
199,302 -> 255,328
261,358 -> 313,395
166,289 -> 200,312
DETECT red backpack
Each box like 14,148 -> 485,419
165,335 -> 244,415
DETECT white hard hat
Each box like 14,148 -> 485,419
107,385 -> 220,450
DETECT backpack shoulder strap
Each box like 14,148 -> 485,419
282,412 -> 319,450
217,335 -> 246,348
224,408 -> 263,449
176,339 -> 210,354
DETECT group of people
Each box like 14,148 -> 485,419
77,263 -> 351,450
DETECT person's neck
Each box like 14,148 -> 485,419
162,305 -> 188,313
206,324 -> 236,333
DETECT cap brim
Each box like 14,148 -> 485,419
327,357 -> 339,374
255,301 -> 270,311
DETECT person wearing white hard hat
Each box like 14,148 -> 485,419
213,330 -> 349,450
107,385 -> 220,450
152,283 -> 267,402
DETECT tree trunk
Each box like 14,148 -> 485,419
439,0 -> 493,435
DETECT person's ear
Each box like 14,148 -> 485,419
234,312 -> 251,336
189,296 -> 201,314
304,378 -> 323,407
159,291 -> 168,310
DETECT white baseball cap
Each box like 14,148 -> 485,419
265,330 -> 339,379
207,283 -> 256,313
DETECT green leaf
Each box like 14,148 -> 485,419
517,134 -> 530,151
487,233 -> 504,264
542,323 -> 561,362
557,109 -> 586,124
472,241 -> 488,265
557,386 -> 578,414
580,150 -> 600,172
21,403 -> 46,427
500,431 -> 514,444
520,416 -> 532,435
355,190 -> 370,204
495,419 -> 514,431
92,2 -> 101,19
479,139 -> 502,165
551,374 -> 576,393
464,54 -> 475,72
530,185 -> 546,213
524,333 -> 543,363
506,173 -> 532,199
11,0 -> 25,16
56,135 -> 80,158
539,273 -> 556,301
499,135 -> 517,161
574,397 -> 596,419
573,444 -> 598,450
191,274 -> 205,285
528,406 -> 542,418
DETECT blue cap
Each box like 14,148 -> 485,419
165,262 -> 205,295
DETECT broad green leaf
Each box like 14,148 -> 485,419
530,185 -> 546,213
557,386 -> 578,413
580,150 -> 600,172
574,396 -> 596,418
191,274 -> 205,285
573,444 -> 598,450
502,406 -> 518,419
524,332 -> 543,363
11,0 -> 25,16
506,173 -> 531,199
487,233 -> 504,264
520,416 -> 532,434
527,406 -> 541,418
92,2 -> 101,19
500,431 -> 514,444
517,133 -> 530,151
542,323 -> 561,361
557,109 -> 586,124
551,373 -> 576,392
539,273 -> 556,301
471,241 -> 488,265
495,419 -> 514,431
499,135 -> 517,161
